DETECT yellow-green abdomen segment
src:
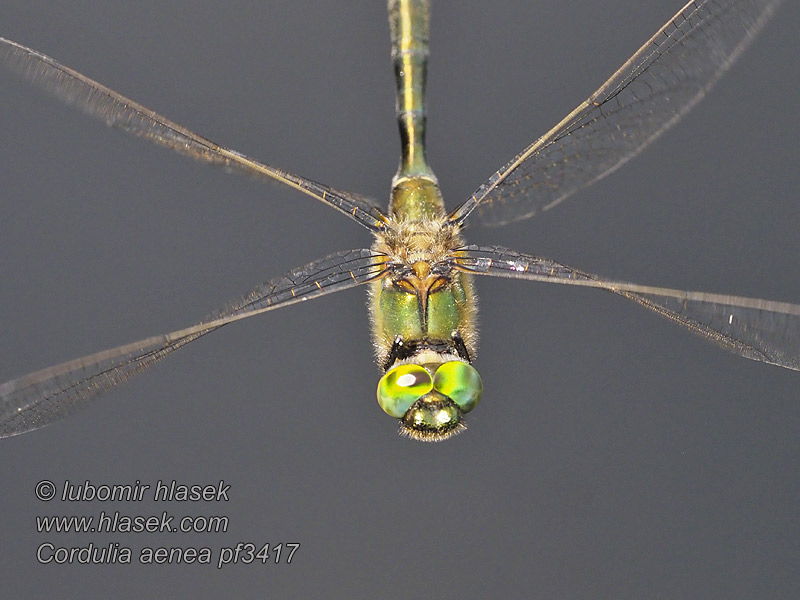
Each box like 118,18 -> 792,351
388,0 -> 445,220
388,0 -> 433,183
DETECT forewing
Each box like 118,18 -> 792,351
0,37 -> 388,230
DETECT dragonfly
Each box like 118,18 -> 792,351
0,0 -> 795,441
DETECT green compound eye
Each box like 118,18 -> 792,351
377,364 -> 433,418
432,361 -> 483,413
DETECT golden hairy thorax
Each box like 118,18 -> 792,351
369,213 -> 478,370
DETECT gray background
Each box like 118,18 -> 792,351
1,1 -> 798,598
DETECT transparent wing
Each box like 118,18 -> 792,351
0,37 -> 388,231
452,245 -> 800,370
449,0 -> 783,226
0,249 -> 388,438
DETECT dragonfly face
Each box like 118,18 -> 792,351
377,359 -> 483,441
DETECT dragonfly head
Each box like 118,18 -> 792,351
376,359 -> 483,442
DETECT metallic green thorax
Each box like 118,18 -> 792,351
388,0 -> 444,220
376,268 -> 471,351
